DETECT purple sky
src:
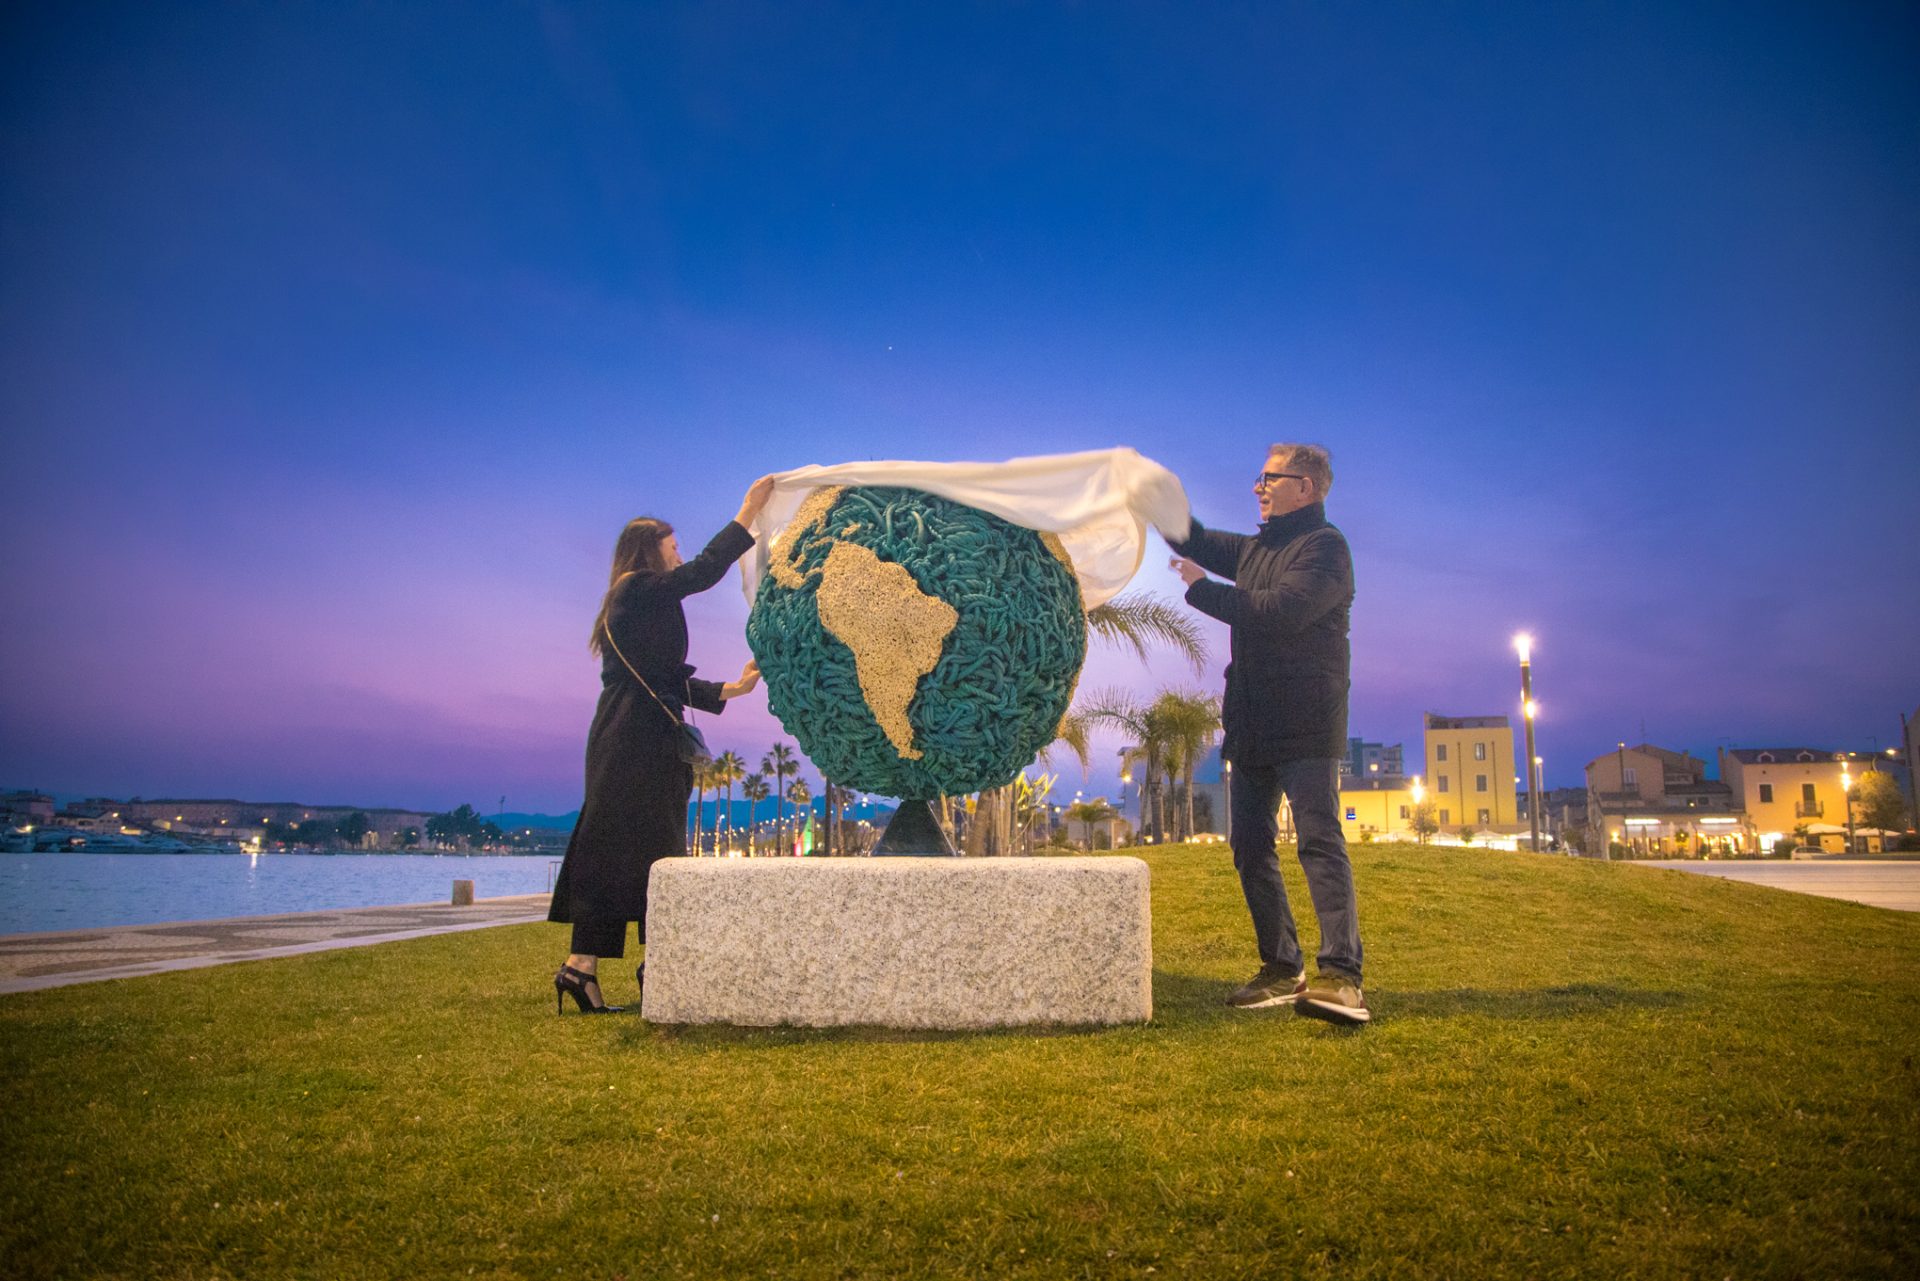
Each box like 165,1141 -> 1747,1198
3,3 -> 1916,813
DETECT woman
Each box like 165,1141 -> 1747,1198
548,476 -> 775,1013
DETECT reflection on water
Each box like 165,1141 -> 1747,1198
0,853 -> 561,935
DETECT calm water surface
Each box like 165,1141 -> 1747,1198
0,853 -> 561,935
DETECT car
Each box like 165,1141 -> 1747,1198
1789,845 -> 1824,860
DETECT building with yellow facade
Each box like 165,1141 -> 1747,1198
1422,713 -> 1520,834
1717,748 -> 1896,854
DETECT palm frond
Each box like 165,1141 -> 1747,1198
1039,709 -> 1093,779
1086,592 -> 1208,674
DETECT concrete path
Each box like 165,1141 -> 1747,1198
0,895 -> 550,994
1636,860 -> 1920,912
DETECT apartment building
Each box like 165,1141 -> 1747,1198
1422,713 -> 1520,833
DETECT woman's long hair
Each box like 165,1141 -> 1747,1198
590,517 -> 674,656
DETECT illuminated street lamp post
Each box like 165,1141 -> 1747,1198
1534,756 -> 1545,846
1410,775 -> 1427,845
1515,634 -> 1542,854
1840,757 -> 1856,855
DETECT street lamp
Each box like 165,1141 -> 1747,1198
1410,775 -> 1426,845
1515,633 -> 1541,854
1840,757 -> 1856,855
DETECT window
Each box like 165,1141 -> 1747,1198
1438,775 -> 1450,793
1399,805 -> 1409,819
1440,809 -> 1450,824
1802,783 -> 1817,806
1757,752 -> 1775,763
1474,743 -> 1487,761
1623,767 -> 1637,786
1759,783 -> 1773,803
1436,744 -> 1448,761
1475,775 -> 1488,792
1478,809 -> 1490,824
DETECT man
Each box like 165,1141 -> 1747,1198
1168,443 -> 1367,1025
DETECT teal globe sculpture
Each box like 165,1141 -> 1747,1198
746,485 -> 1087,802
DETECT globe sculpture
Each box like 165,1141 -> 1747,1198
746,485 -> 1087,851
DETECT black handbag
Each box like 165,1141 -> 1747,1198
603,622 -> 715,768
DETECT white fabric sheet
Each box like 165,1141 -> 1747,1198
740,447 -> 1192,609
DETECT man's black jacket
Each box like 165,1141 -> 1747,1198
1168,501 -> 1354,764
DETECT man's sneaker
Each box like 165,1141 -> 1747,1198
1226,963 -> 1308,1009
1295,972 -> 1371,1025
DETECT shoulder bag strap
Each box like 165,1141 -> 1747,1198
603,620 -> 689,728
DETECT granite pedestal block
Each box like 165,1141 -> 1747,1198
640,856 -> 1152,1029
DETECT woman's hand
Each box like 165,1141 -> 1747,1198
721,659 -> 762,701
735,475 -> 777,528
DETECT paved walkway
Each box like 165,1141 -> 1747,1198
0,895 -> 550,994
1636,860 -> 1920,912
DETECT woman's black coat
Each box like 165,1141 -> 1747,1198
548,520 -> 756,937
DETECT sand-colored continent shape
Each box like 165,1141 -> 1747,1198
814,540 -> 956,760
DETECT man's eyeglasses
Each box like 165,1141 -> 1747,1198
1255,471 -> 1307,489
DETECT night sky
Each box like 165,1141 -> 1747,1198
3,3 -> 1915,813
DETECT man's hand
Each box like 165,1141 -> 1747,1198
1171,556 -> 1207,587
721,659 -> 762,701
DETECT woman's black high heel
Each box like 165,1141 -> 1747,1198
554,964 -> 622,1014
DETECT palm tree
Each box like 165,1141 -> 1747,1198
1065,797 -> 1119,851
687,760 -> 708,853
1078,688 -> 1175,843
1023,593 -> 1208,845
740,773 -> 771,855
712,751 -> 746,853
762,743 -> 797,853
785,778 -> 813,854
1153,690 -> 1223,842
697,759 -> 724,853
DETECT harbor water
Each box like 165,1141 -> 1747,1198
0,852 -> 560,936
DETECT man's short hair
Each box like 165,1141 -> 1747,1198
1268,443 -> 1334,498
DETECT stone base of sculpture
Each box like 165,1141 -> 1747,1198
639,856 -> 1152,1029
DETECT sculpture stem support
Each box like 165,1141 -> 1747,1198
873,799 -> 959,857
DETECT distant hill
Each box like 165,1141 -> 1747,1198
492,811 -> 581,832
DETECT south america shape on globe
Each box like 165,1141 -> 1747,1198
745,485 -> 1087,801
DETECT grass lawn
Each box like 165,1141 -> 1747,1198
4,842 -> 1917,1279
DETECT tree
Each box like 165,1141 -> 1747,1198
762,743 -> 798,853
740,774 -> 771,855
688,760 -> 715,854
712,751 -> 747,853
1409,801 -> 1439,845
337,811 -> 371,849
1458,826 -> 1478,847
784,778 -> 812,854
1151,690 -> 1222,842
1065,798 -> 1119,851
400,826 -> 421,849
1078,688 -> 1174,843
1853,769 -> 1906,834
426,804 -> 487,850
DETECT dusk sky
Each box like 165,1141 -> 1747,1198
3,2 -> 1915,815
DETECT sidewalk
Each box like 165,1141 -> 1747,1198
1635,860 -> 1920,912
0,895 -> 550,994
